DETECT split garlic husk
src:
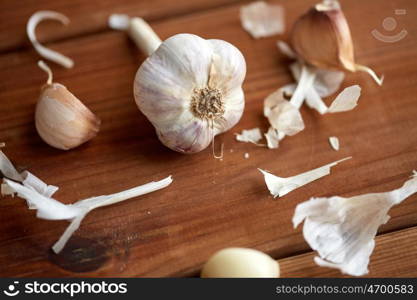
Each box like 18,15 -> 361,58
290,0 -> 383,85
1,149 -> 172,253
27,10 -> 74,68
293,171 -> 417,276
259,157 -> 351,197
35,61 -> 100,150
109,15 -> 246,154
201,247 -> 280,278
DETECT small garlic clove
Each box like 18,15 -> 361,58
291,1 -> 354,72
291,1 -> 382,85
201,248 -> 280,278
35,61 -> 100,150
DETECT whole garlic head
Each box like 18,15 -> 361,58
134,34 -> 246,153
35,61 -> 100,150
201,247 -> 280,278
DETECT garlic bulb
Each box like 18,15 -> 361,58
35,61 -> 100,150
109,15 -> 246,154
291,0 -> 383,85
201,248 -> 280,278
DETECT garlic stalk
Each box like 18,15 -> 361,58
35,61 -> 100,150
109,15 -> 247,154
290,0 -> 383,85
259,157 -> 351,197
293,171 -> 417,276
27,11 -> 74,68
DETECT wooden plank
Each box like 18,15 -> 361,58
280,227 -> 417,277
0,0 -> 247,53
0,0 -> 417,277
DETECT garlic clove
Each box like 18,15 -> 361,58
35,61 -> 100,150
201,247 -> 280,278
291,1 -> 382,85
291,1 -> 355,72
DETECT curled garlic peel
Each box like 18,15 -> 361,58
134,34 -> 246,153
36,61 -> 100,150
27,10 -> 74,68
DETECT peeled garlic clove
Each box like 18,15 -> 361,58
110,15 -> 246,154
291,0 -> 382,85
35,61 -> 100,150
201,248 -> 280,278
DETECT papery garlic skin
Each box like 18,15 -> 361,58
201,248 -> 280,278
36,83 -> 100,150
293,171 -> 417,276
134,34 -> 246,153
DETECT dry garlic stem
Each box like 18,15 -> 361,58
109,14 -> 246,154
201,248 -> 280,278
35,61 -> 100,150
291,0 -> 383,85
27,11 -> 74,68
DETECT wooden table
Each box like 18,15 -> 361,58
1,0 -> 416,277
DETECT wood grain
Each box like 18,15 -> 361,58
280,227 -> 417,277
0,0 -> 417,277
0,0 -> 247,53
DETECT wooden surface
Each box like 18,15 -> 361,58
0,0 -> 416,277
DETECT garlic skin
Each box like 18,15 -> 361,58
291,1 -> 383,85
134,34 -> 246,153
201,248 -> 280,278
35,61 -> 100,150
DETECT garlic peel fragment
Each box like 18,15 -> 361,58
264,127 -> 280,149
240,1 -> 285,39
235,128 -> 263,145
3,175 -> 173,253
27,11 -> 74,68
328,136 -> 339,151
259,157 -> 351,197
327,85 -> 361,113
293,171 -> 417,276
264,86 -> 304,136
1,150 -> 59,198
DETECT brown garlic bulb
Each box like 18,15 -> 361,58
35,61 -> 100,150
291,0 -> 382,85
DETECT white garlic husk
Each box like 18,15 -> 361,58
35,61 -> 100,150
201,247 -> 280,278
109,15 -> 246,154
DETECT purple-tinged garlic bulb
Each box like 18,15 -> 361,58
109,15 -> 246,154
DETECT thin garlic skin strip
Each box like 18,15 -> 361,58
4,176 -> 173,253
235,128 -> 263,145
27,11 -> 74,68
0,150 -> 58,197
259,157 -> 351,197
293,171 -> 417,276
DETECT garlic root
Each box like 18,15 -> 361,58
27,10 -> 74,68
